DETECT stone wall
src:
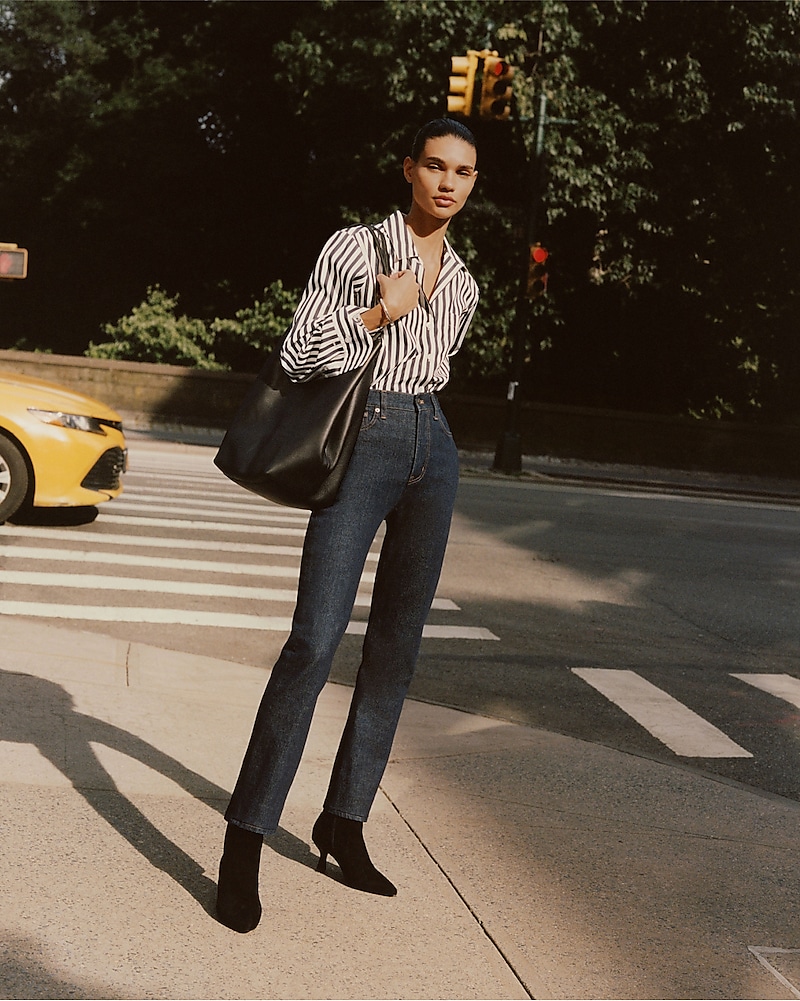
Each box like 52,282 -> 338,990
2,349 -> 798,478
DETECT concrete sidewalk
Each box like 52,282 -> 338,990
2,617 -> 800,1000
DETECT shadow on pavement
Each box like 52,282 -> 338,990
9,504 -> 99,527
1,668 -> 322,917
1,668 -> 224,913
0,930 -> 125,1000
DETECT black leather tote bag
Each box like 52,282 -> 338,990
214,226 -> 391,510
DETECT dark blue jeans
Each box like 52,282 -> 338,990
225,389 -> 459,834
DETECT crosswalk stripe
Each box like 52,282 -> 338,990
126,463 -> 220,474
127,469 -> 227,485
119,490 -> 293,514
109,500 -> 309,524
0,569 -> 459,610
572,668 -> 753,758
125,462 -> 218,471
346,621 -> 498,641
1,449 -> 478,638
732,673 -> 800,709
0,524 -> 380,561
0,570 -> 315,604
100,513 -> 308,536
0,544 -> 304,579
125,473 -> 224,487
0,602 -> 484,638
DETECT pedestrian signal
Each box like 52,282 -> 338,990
479,55 -> 514,121
0,244 -> 28,280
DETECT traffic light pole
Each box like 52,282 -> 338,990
492,93 -> 547,474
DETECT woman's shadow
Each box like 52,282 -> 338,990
0,668 -> 315,916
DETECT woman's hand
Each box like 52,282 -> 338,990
377,270 -> 419,322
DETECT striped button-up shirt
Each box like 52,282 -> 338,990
280,210 -> 479,394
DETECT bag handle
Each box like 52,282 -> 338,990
367,224 -> 426,316
368,225 -> 391,304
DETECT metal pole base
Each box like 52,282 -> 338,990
492,432 -> 522,474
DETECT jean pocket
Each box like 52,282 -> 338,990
436,411 -> 454,438
360,405 -> 381,432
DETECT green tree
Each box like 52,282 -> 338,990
508,0 -> 800,419
210,281 -> 300,372
3,0 -> 799,421
87,286 -> 223,369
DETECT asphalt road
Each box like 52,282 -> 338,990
406,472 -> 800,801
2,439 -> 798,802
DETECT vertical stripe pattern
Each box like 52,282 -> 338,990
280,210 -> 480,393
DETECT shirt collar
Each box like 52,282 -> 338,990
381,210 -> 466,299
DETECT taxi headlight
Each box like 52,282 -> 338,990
28,409 -> 121,435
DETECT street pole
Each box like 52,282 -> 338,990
492,92 -> 547,474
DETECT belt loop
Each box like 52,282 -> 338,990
379,388 -> 387,419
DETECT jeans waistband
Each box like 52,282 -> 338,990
366,388 -> 442,417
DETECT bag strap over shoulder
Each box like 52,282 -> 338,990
368,225 -> 391,297
366,223 -> 425,315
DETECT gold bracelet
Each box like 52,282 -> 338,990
379,298 -> 393,326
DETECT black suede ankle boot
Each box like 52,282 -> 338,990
216,823 -> 263,933
311,809 -> 397,897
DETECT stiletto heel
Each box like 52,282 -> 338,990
216,823 -> 263,933
311,809 -> 397,896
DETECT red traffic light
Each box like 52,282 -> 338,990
527,244 -> 549,300
479,53 -> 514,120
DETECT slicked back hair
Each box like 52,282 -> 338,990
410,119 -> 477,162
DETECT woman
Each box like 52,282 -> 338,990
217,118 -> 479,933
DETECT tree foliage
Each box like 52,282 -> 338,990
87,280 -> 300,371
1,0 -> 798,421
87,286 -> 223,369
209,281 -> 300,372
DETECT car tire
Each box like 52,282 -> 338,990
0,432 -> 30,523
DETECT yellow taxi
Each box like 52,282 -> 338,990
0,371 -> 126,522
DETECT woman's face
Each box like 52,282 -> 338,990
403,135 -> 478,222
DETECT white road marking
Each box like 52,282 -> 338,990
732,674 -> 800,709
110,499 -> 310,523
0,528 -> 312,560
0,569 -> 459,610
125,474 -> 228,488
120,489 -> 294,514
126,469 -> 231,485
0,602 -> 483,638
100,513 -> 308,536
0,524 -> 376,561
748,948 -> 800,999
0,544 -> 307,579
2,570 -> 313,604
572,668 -> 753,758
346,621 -> 498,640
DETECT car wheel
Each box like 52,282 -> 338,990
0,432 -> 30,522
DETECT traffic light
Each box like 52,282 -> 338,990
527,244 -> 549,299
0,244 -> 28,280
447,51 -> 479,117
479,54 -> 514,121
